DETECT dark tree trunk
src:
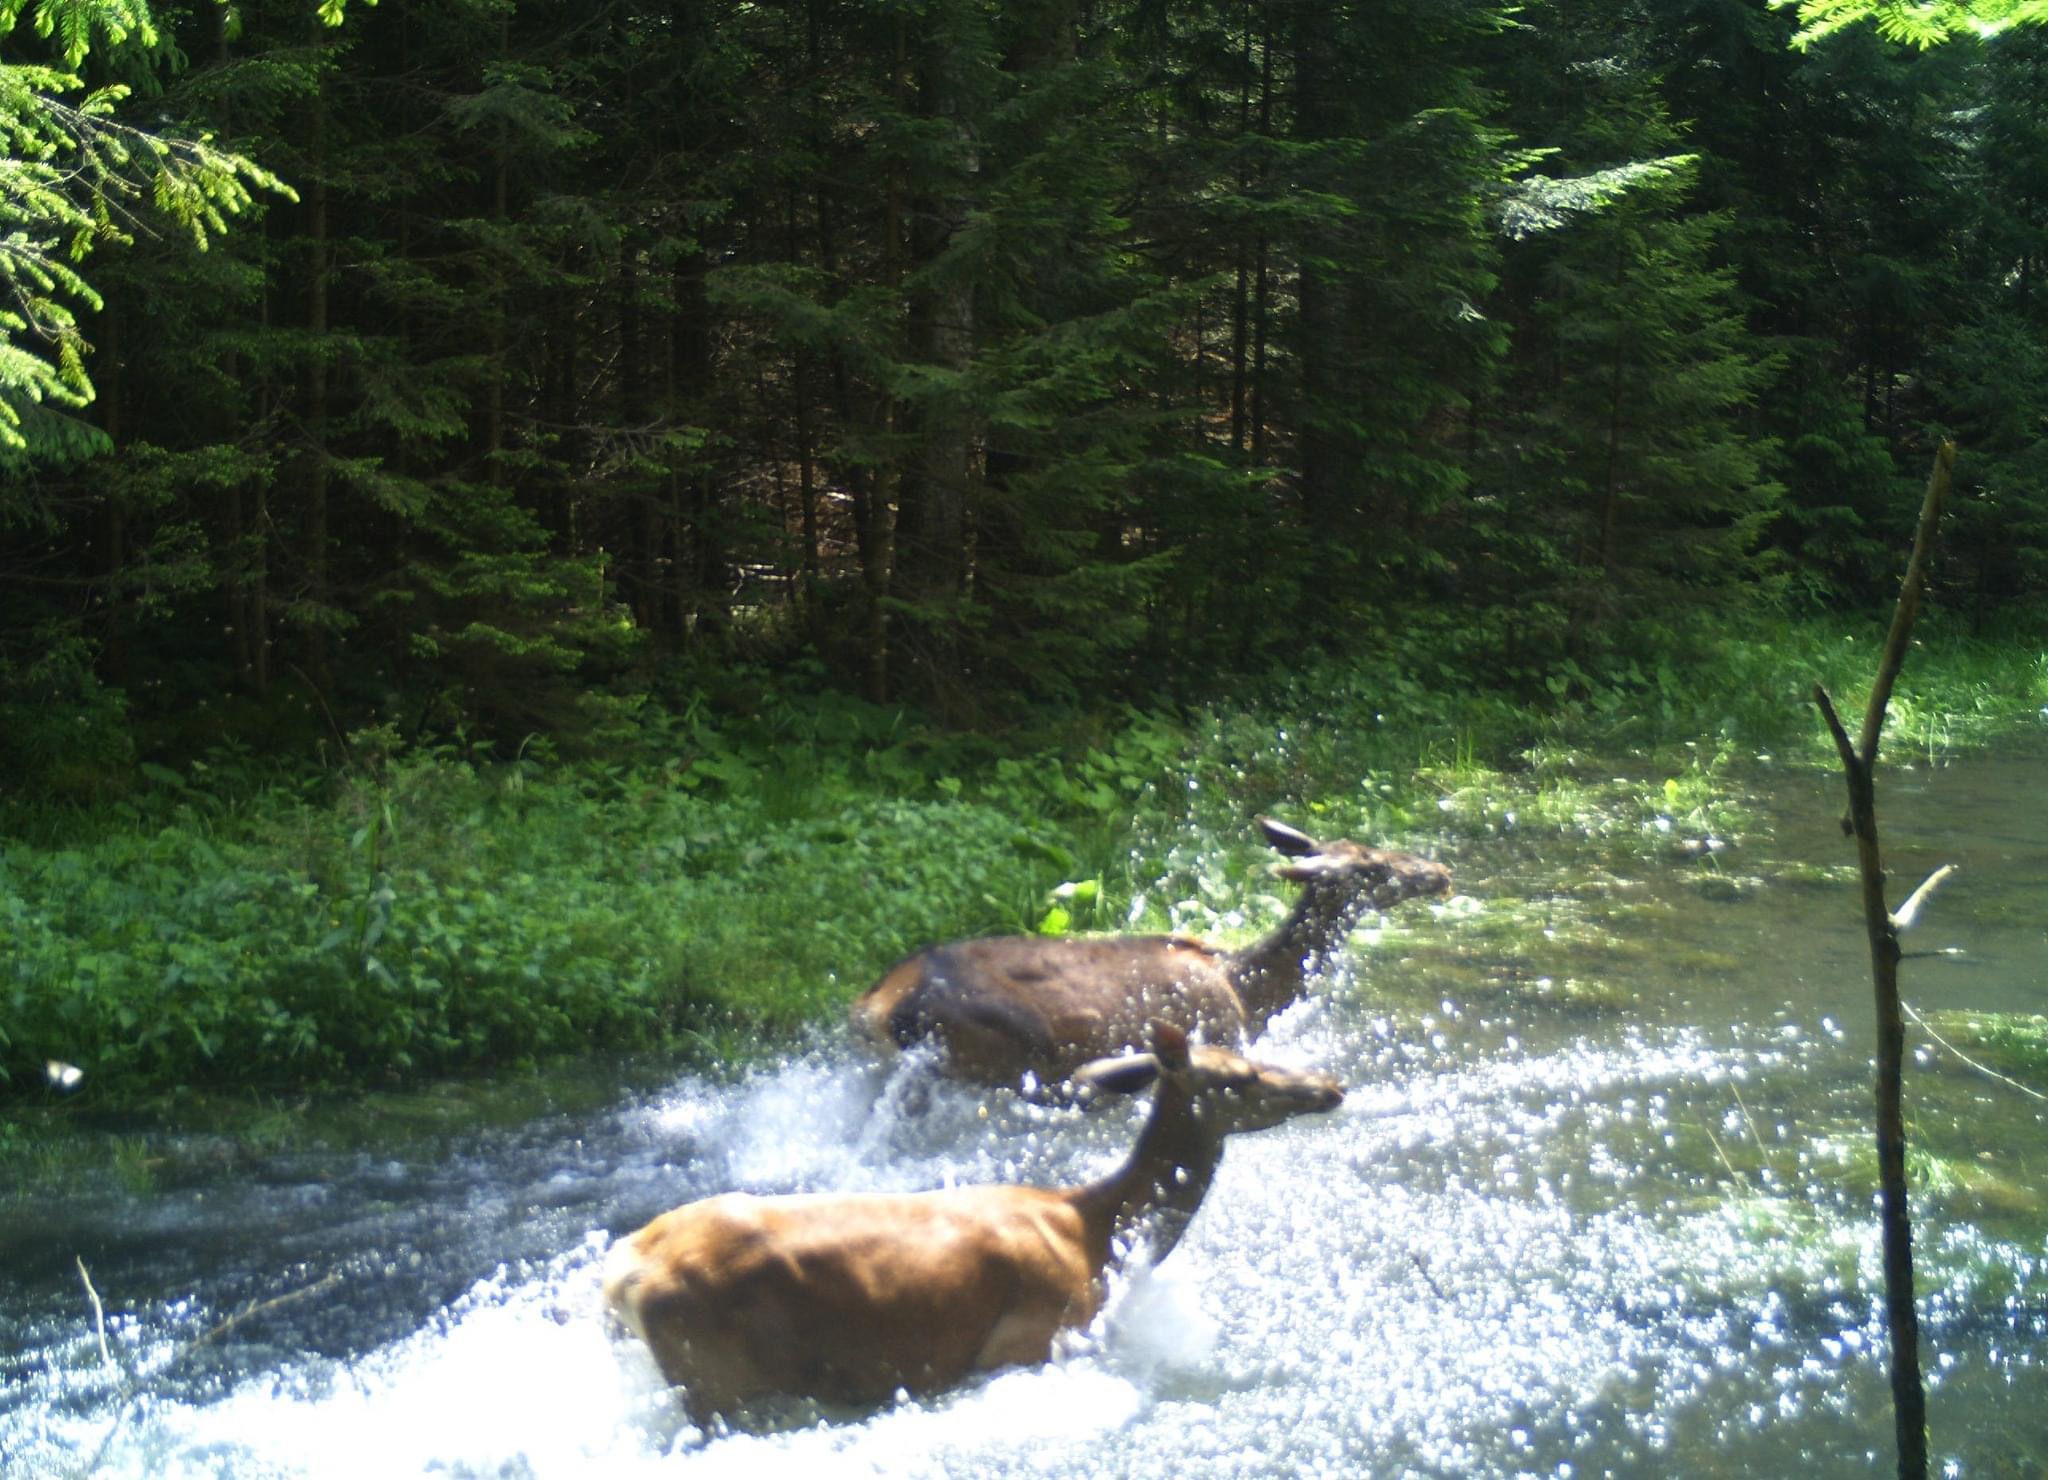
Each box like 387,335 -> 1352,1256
1290,3 -> 1352,528
889,11 -> 980,700
673,250 -> 724,638
304,77 -> 332,692
1813,441 -> 1953,1480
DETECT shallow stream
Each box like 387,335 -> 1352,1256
4,740 -> 2044,1476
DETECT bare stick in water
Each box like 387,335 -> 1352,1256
75,1257 -> 112,1370
82,1269 -> 348,1474
1890,864 -> 1957,934
1811,438 -> 1954,1480
187,1273 -> 343,1351
1407,1252 -> 1448,1301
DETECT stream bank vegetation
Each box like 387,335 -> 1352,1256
3,612 -> 2042,1121
2,1 -> 2045,1173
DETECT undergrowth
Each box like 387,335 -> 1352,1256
3,614 -> 2041,1104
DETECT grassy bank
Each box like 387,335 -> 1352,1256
3,615 -> 2043,1108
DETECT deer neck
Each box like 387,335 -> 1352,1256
1067,1082 -> 1226,1278
1227,881 -> 1368,1030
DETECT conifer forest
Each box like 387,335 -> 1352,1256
6,1 -> 2048,1102
4,0 -> 2045,764
5,10 -> 2048,1475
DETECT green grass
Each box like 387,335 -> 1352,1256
3,612 -> 2041,1107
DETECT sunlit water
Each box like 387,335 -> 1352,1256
4,743 -> 2044,1477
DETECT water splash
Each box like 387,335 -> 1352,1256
5,743 -> 2046,1475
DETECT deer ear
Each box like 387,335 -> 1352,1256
1149,1018 -> 1191,1070
1258,816 -> 1320,858
1273,855 -> 1340,884
1070,1052 -> 1162,1098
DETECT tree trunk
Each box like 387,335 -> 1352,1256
810,0 -> 892,700
97,300 -> 126,679
1812,440 -> 1953,1480
673,250 -> 723,637
304,73 -> 332,692
1290,3 -> 1351,528
786,188 -> 822,637
621,236 -> 666,633
890,9 -> 980,700
1251,11 -> 1273,459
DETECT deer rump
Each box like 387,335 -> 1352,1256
864,933 -> 1246,1086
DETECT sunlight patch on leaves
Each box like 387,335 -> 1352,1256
1775,0 -> 2048,49
1497,155 -> 1697,239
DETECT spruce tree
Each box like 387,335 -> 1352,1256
1494,64 -> 1782,655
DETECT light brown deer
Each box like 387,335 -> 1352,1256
850,816 -> 1450,1086
602,1022 -> 1342,1421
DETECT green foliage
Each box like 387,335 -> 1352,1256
1488,60 -> 1783,653
0,37 -> 291,461
4,613 -> 2039,1102
1,0 -> 2046,932
0,629 -> 134,803
0,1 -> 156,69
0,663 -> 1225,1097
0,744 -> 1071,1095
1777,0 -> 2048,50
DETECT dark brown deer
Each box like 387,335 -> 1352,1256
602,1022 -> 1342,1421
849,817 -> 1450,1086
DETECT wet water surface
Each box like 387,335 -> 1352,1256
3,741 -> 2044,1476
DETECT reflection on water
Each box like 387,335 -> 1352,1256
3,743 -> 2044,1477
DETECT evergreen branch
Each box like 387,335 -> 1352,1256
0,56 -> 294,454
1776,0 -> 2048,49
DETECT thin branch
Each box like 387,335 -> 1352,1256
1813,440 -> 1955,1480
1813,683 -> 1860,775
1701,1118 -> 1742,1183
1729,1080 -> 1767,1152
1860,442 -> 1958,765
1408,1251 -> 1448,1301
82,1270 -> 346,1474
1904,1001 -> 2048,1104
75,1257 -> 112,1370
187,1273 -> 343,1351
285,661 -> 353,766
1891,865 -> 1957,934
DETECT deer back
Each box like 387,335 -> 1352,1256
850,933 -> 1247,1085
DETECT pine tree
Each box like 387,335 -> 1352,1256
0,0 -> 292,788
1493,59 -> 1782,654
1928,26 -> 2048,617
1656,3 -> 1969,608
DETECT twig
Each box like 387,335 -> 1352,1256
1701,1120 -> 1744,1188
1860,442 -> 1957,768
82,1269 -> 346,1474
75,1257 -> 112,1370
1891,865 -> 1957,934
1729,1082 -> 1767,1156
1812,439 -> 1954,1480
186,1272 -> 343,1351
1903,1001 -> 2048,1104
1408,1251 -> 1448,1301
1814,684 -> 1858,778
285,660 -> 353,767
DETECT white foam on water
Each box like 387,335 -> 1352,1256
12,1017 -> 2040,1478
